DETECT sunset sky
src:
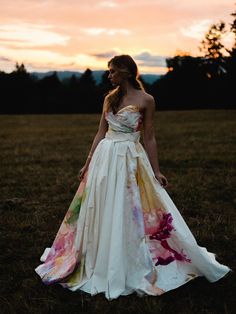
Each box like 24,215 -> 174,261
0,0 -> 235,75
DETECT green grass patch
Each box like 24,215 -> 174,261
0,110 -> 235,313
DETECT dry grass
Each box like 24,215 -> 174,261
0,110 -> 235,314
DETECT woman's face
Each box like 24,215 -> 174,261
108,63 -> 124,86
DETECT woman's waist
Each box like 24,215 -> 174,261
105,128 -> 140,142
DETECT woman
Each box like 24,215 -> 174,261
35,54 -> 231,300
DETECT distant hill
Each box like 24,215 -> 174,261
139,74 -> 163,84
30,70 -> 163,84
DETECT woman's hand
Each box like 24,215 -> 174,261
154,171 -> 168,188
77,164 -> 88,181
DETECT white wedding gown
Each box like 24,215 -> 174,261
35,105 -> 231,300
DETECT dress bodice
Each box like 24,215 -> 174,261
105,105 -> 143,133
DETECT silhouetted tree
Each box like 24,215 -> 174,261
64,74 -> 80,112
69,74 -> 79,89
97,70 -> 112,104
6,63 -> 35,113
224,7 -> 236,106
78,69 -> 96,90
229,7 -> 236,56
14,62 -> 27,74
199,22 -> 227,59
36,72 -> 64,113
77,69 -> 99,113
99,70 -> 111,92
150,55 -> 209,110
199,22 -> 227,78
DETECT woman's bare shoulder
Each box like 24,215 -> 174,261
138,91 -> 155,110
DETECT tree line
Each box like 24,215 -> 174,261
0,7 -> 235,114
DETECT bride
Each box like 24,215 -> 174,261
35,54 -> 231,300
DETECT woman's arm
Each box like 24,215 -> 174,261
84,102 -> 108,164
142,95 -> 168,188
78,98 -> 108,180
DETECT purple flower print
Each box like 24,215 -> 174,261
147,212 -> 191,266
155,240 -> 191,266
155,256 -> 175,265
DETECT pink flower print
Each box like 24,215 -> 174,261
143,208 -> 164,235
149,213 -> 175,241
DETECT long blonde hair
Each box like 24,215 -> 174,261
105,55 -> 145,113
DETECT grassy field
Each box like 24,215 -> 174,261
0,110 -> 235,314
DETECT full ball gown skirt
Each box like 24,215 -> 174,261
35,105 -> 231,300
